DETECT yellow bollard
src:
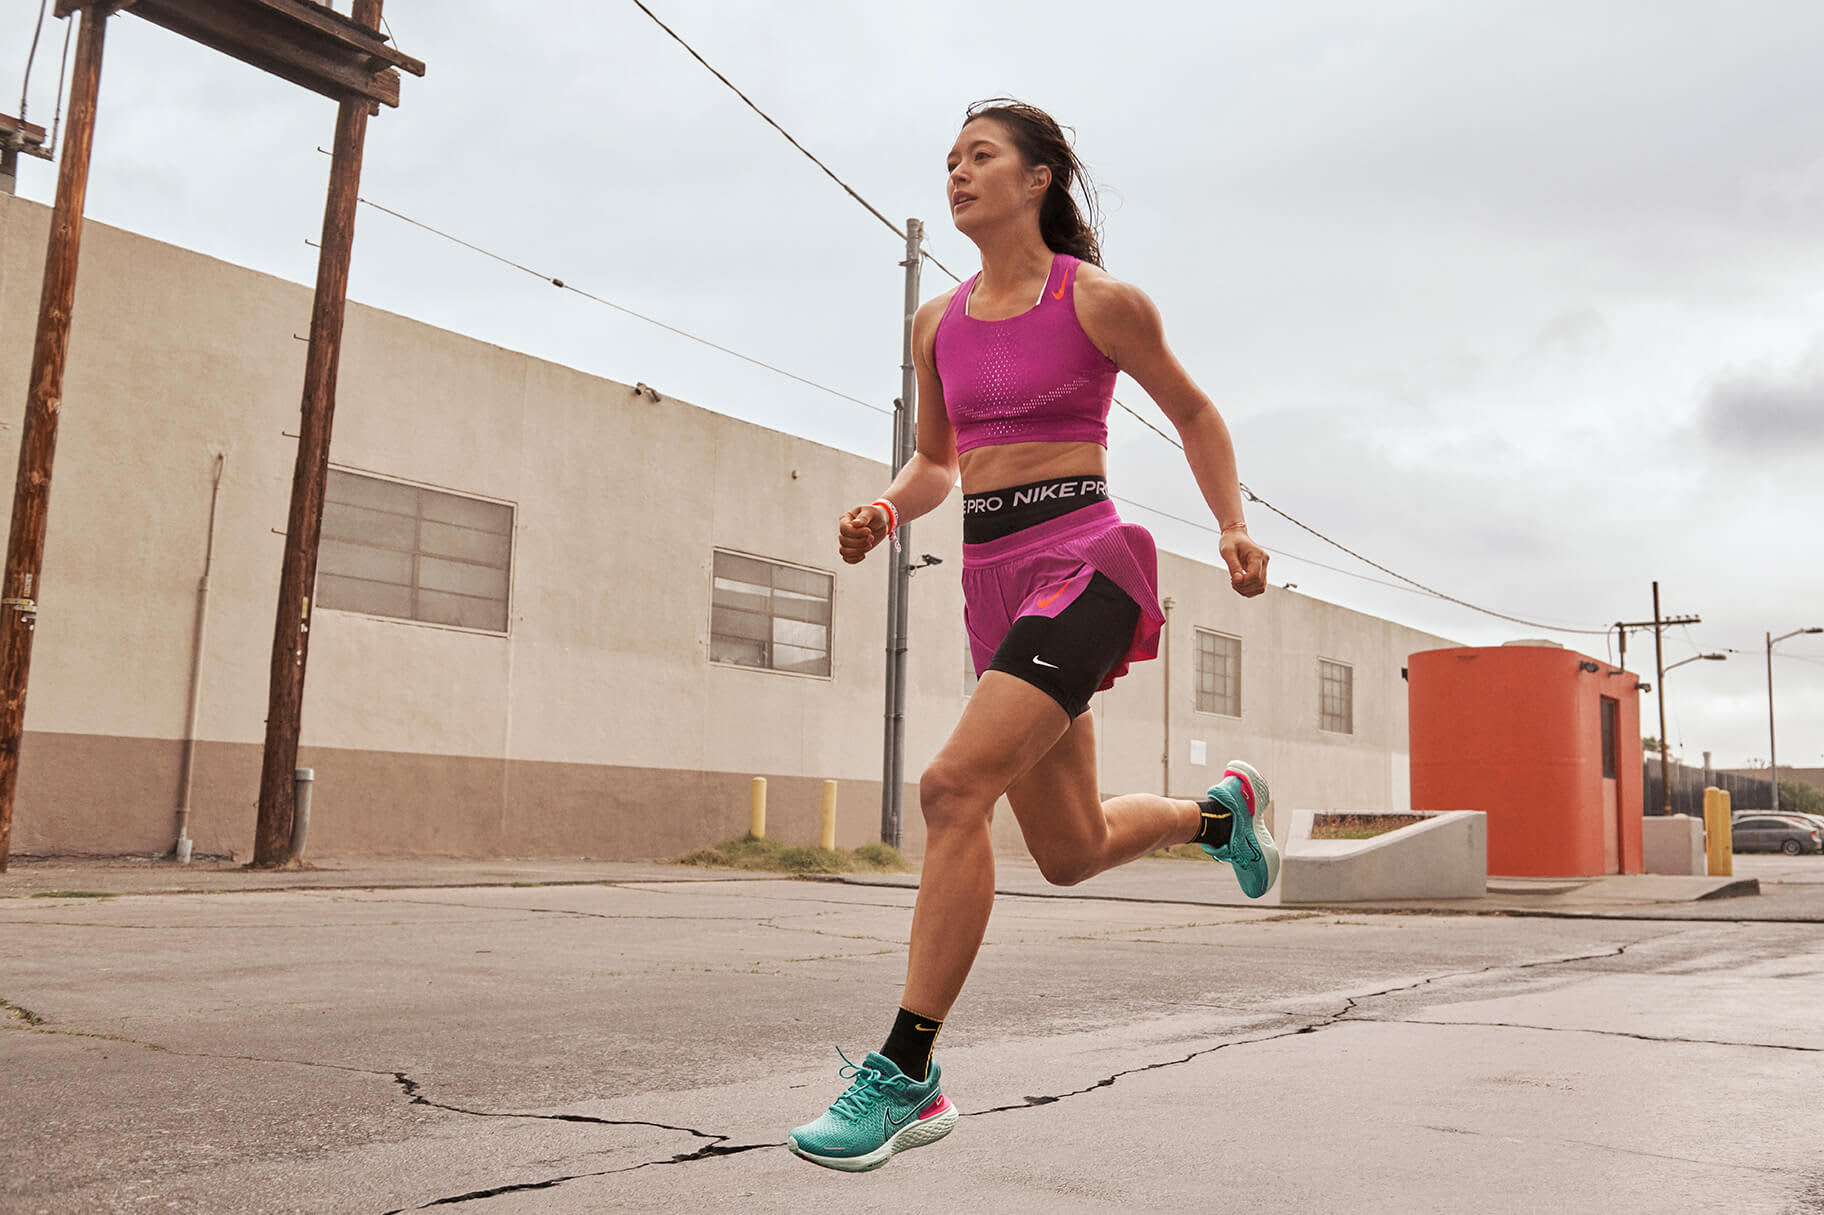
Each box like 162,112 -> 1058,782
820,780 -> 838,851
1703,786 -> 1733,877
750,777 -> 767,840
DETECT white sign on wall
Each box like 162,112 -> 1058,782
1189,739 -> 1207,767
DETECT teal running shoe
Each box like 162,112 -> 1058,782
786,1048 -> 957,1172
1202,760 -> 1281,898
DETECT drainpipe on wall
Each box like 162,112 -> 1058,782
172,452 -> 225,863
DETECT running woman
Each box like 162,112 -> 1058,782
786,99 -> 1275,1172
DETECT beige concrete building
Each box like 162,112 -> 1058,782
0,194 -> 1455,862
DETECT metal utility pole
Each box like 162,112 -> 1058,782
252,0 -> 385,867
1615,587 -> 1700,817
1160,597 -> 1174,795
1766,632 -> 1777,813
0,3 -> 109,874
879,218 -> 922,850
1767,626 -> 1824,814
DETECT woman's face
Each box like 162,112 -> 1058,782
946,117 -> 1048,237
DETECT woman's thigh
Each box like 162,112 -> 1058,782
921,672 -> 1071,818
1003,709 -> 1106,861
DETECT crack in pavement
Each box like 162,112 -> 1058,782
755,919 -> 906,947
1365,1017 -> 1824,1053
966,1020 -> 1325,1115
781,948 -> 901,963
382,1072 -> 774,1211
1329,936 -> 1673,1018
378,1138 -> 774,1213
965,938 -> 1658,1118
344,894 -> 762,923
6,1004 -> 780,1210
0,1011 -> 450,1085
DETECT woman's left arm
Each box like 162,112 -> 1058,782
1077,272 -> 1269,598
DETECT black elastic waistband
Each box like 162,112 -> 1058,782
963,475 -> 1110,544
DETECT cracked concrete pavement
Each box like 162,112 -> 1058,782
4,858 -> 1823,1213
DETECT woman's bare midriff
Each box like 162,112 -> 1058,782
957,440 -> 1107,495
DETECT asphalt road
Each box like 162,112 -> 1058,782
4,858 -> 1823,1213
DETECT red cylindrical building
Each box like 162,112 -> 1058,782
1409,643 -> 1644,877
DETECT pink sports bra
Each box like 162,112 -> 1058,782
933,254 -> 1118,454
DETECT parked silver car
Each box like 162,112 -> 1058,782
1731,814 -> 1824,855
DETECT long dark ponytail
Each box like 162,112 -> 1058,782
963,98 -> 1104,267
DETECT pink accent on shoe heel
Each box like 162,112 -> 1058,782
918,1095 -> 951,1120
1223,769 -> 1257,816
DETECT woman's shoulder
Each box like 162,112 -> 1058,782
1072,262 -> 1161,336
914,283 -> 965,336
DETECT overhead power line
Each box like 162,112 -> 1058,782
1105,409 -> 1611,635
627,0 -> 962,285
348,190 -> 893,418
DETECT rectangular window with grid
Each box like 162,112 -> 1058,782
1195,629 -> 1241,716
317,469 -> 514,633
1319,659 -> 1354,734
710,550 -> 834,677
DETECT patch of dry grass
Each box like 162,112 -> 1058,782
670,835 -> 914,875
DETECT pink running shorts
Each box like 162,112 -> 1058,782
961,499 -> 1165,690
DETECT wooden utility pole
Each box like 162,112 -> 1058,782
0,4 -> 109,873
0,0 -> 417,871
1616,588 -> 1700,818
250,0 -> 382,867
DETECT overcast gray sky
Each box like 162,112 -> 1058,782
9,0 -> 1824,769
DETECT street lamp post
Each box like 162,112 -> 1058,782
1767,627 -> 1824,814
1658,652 -> 1727,816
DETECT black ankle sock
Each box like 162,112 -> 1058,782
880,1006 -> 942,1081
1192,798 -> 1233,849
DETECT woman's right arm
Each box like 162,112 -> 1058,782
838,291 -> 960,564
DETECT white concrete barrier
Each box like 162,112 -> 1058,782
1643,815 -> 1705,876
1280,810 -> 1487,903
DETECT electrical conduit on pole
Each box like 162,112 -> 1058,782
881,218 -> 921,850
